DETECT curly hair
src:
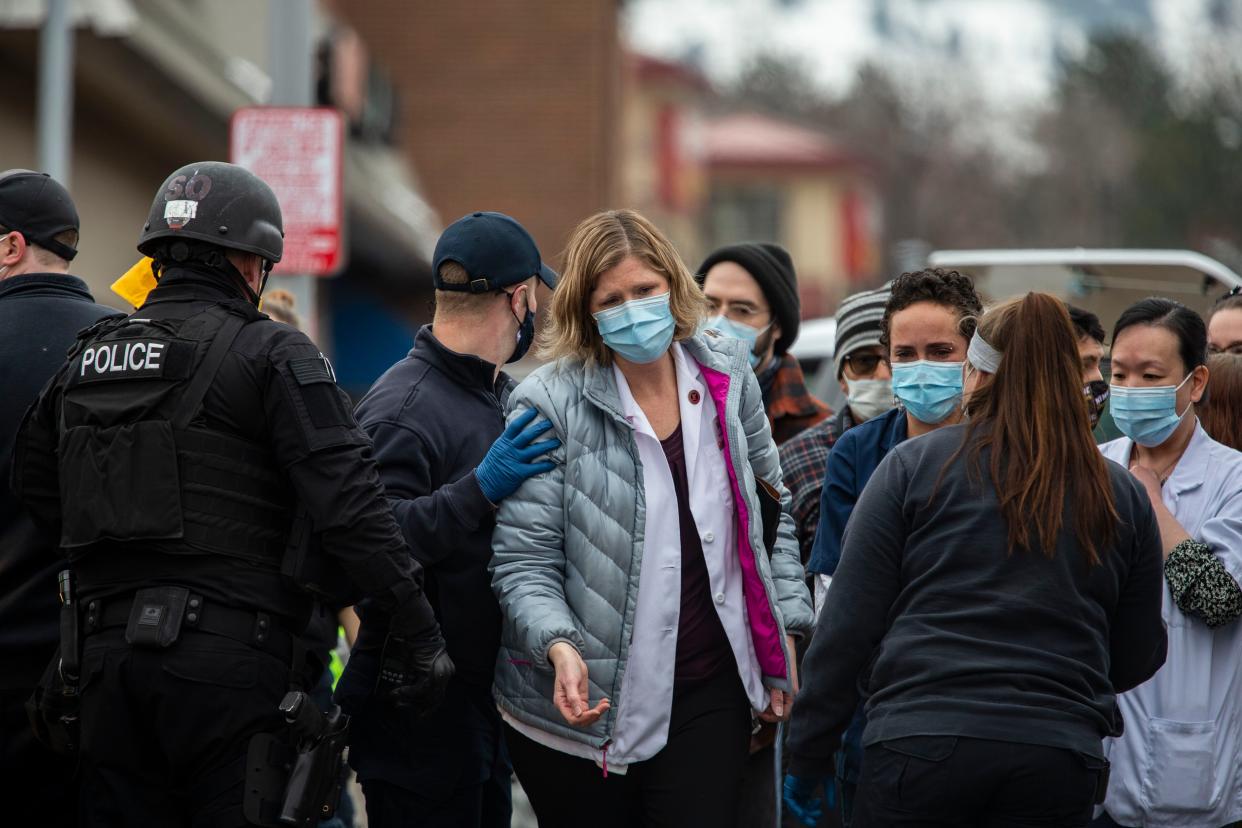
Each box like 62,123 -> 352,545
879,267 -> 983,352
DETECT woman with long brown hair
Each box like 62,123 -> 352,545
785,293 -> 1167,827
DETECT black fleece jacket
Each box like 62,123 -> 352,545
0,274 -> 120,689
348,325 -> 511,690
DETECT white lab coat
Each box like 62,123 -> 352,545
1099,423 -> 1242,827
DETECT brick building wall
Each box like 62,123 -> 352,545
336,0 -> 621,266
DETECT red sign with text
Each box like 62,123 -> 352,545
230,107 -> 344,276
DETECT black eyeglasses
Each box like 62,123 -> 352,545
843,353 -> 887,375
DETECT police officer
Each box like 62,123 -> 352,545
0,169 -> 120,828
11,161 -> 451,826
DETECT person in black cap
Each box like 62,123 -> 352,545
0,169 -> 119,828
338,211 -> 560,827
698,243 -> 830,446
12,161 -> 450,826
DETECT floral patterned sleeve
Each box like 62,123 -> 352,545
1164,539 -> 1242,628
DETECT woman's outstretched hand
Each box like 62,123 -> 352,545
549,641 -> 611,727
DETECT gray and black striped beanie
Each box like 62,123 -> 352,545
833,282 -> 893,377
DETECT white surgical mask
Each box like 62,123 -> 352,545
845,378 -> 895,422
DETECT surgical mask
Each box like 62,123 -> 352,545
504,289 -> 535,364
594,292 -> 675,364
705,314 -> 770,369
1109,374 -> 1193,447
845,378 -> 894,422
1083,380 -> 1109,430
890,360 -> 964,425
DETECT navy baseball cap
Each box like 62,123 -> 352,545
0,169 -> 79,261
432,211 -> 557,293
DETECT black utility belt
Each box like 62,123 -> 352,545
83,586 -> 295,663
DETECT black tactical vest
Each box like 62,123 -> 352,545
56,301 -> 292,568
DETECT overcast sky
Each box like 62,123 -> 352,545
624,0 -> 1227,107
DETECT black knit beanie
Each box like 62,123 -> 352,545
697,242 -> 800,354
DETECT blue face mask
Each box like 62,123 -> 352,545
1109,374 -> 1193,447
594,292 -> 675,364
704,314 -> 770,368
890,360 -> 964,425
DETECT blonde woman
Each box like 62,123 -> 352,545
489,210 -> 813,826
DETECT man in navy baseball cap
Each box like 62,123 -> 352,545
0,169 -> 80,266
341,211 -> 559,827
0,169 -> 117,828
432,210 -> 557,293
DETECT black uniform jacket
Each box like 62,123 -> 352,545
340,325 -> 512,791
11,269 -> 434,635
0,273 -> 121,690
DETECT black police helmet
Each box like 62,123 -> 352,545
137,161 -> 283,263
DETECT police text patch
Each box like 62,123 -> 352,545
74,340 -> 170,383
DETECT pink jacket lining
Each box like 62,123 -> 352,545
697,362 -> 788,680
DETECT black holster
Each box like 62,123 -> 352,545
243,691 -> 350,827
27,571 -> 82,755
26,651 -> 79,755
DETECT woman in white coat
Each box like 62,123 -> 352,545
489,210 -> 813,828
1096,297 -> 1242,828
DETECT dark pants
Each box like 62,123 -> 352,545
852,736 -> 1107,828
1,687 -> 78,828
362,775 -> 511,828
507,670 -> 752,828
76,629 -> 290,827
1090,816 -> 1130,828
345,662 -> 511,828
738,741 -> 777,826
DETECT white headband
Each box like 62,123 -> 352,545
967,332 -> 1002,374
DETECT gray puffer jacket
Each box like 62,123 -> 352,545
490,332 -> 814,750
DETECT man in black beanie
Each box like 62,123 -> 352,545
699,242 -> 830,446
0,169 -> 120,827
698,242 -> 831,828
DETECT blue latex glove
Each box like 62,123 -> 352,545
783,774 -> 834,827
475,407 -> 560,504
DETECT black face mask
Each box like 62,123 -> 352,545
1084,379 -> 1110,429
505,289 -> 535,364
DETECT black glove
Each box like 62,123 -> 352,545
376,631 -> 455,714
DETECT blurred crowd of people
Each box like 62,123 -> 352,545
2,162 -> 1241,828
